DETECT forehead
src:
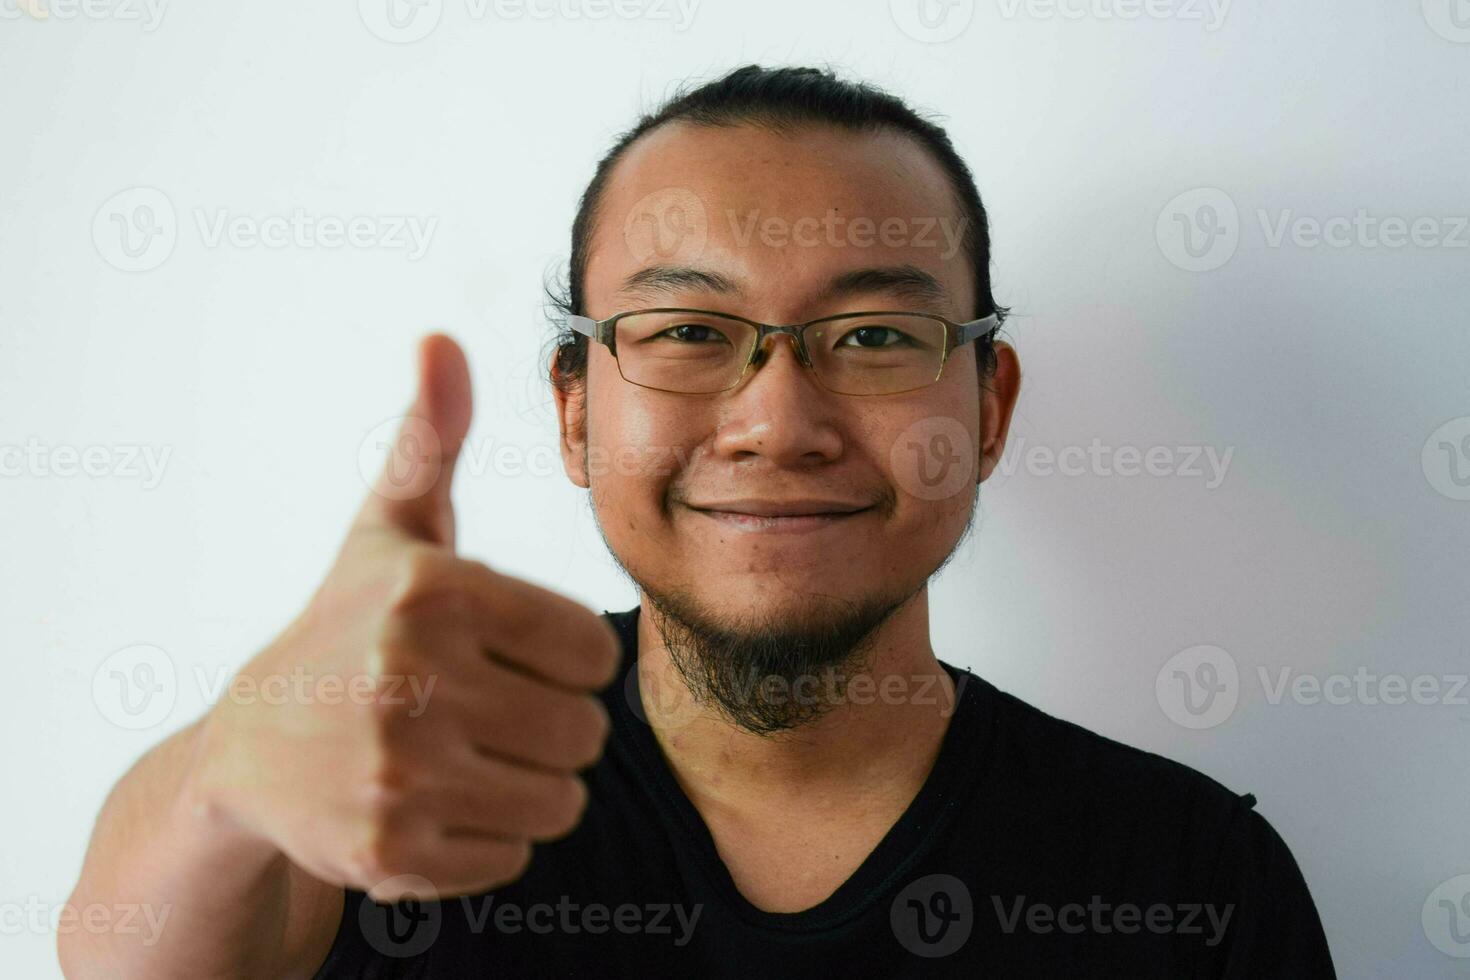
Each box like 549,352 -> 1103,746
584,121 -> 975,320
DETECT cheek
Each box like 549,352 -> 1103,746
867,377 -> 982,526
585,358 -> 701,534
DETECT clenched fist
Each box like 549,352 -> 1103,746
186,334 -> 620,903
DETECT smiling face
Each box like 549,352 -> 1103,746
555,120 -> 1018,640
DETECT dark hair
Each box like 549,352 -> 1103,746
546,64 -> 1007,393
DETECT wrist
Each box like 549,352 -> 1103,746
175,710 -> 277,861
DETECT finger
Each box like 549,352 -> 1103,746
354,333 -> 474,548
360,836 -> 533,902
388,557 -> 623,691
449,656 -> 611,772
424,748 -> 590,842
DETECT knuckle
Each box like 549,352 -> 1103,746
540,777 -> 589,838
564,616 -> 622,689
564,698 -> 611,767
485,841 -> 534,887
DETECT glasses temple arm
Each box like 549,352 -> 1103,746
956,312 -> 1000,347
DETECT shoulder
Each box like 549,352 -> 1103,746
951,669 -> 1262,857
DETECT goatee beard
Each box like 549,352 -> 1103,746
642,587 -> 915,736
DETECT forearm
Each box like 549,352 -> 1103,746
59,719 -> 325,979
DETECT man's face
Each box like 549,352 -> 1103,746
557,121 -> 1013,637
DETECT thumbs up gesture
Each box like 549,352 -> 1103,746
187,334 -> 621,902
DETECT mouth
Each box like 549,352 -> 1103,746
684,498 -> 875,534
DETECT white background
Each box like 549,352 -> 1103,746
3,0 -> 1469,974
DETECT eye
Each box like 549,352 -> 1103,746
656,323 -> 728,344
835,325 -> 913,349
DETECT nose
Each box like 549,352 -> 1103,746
712,330 -> 844,467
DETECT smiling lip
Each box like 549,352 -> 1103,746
686,499 -> 873,533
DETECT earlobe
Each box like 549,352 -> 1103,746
977,341 -> 1022,484
551,361 -> 591,488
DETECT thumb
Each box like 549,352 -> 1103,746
354,333 -> 473,548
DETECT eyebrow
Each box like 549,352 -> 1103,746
616,263 -> 952,310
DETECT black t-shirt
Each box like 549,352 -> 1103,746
313,606 -> 1335,978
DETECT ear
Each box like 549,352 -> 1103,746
977,340 -> 1022,484
551,356 -> 590,488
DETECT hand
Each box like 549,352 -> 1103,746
187,334 -> 620,902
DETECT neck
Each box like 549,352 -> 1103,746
633,588 -> 958,808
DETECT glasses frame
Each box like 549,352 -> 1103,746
567,307 -> 1000,396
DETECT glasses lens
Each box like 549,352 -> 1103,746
613,311 -> 756,393
804,314 -> 948,394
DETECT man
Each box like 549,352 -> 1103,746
61,66 -> 1335,977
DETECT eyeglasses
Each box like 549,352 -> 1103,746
568,308 -> 999,396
